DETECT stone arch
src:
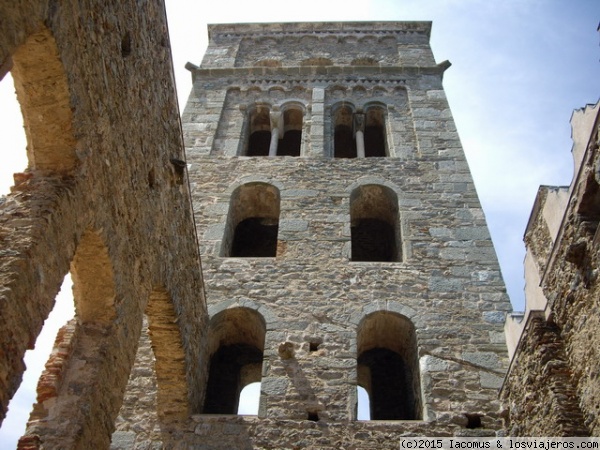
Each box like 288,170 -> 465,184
246,103 -> 272,156
203,306 -> 267,414
329,85 -> 347,99
352,85 -> 368,97
10,26 -> 77,173
145,286 -> 189,421
349,184 -> 401,262
356,310 -> 422,420
221,182 -> 281,257
363,102 -> 388,157
332,101 -> 357,158
371,85 -> 389,96
278,101 -> 305,157
20,228 -> 123,447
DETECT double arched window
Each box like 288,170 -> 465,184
333,103 -> 388,158
246,103 -> 304,157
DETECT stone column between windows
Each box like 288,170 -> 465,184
354,112 -> 366,158
309,87 -> 325,157
269,110 -> 283,156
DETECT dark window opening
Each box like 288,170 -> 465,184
246,106 -> 271,156
364,106 -> 387,157
278,129 -> 301,156
231,217 -> 278,257
350,185 -> 401,262
351,218 -> 396,262
357,312 -> 421,421
334,124 -> 356,158
358,348 -> 416,420
248,130 -> 271,156
364,125 -> 386,157
204,307 -> 266,415
309,342 -> 319,352
222,182 -> 280,257
204,344 -> 263,414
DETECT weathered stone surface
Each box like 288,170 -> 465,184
0,1 -> 207,447
502,102 -> 600,436
172,20 -> 510,445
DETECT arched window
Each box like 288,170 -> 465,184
247,106 -> 271,156
222,182 -> 280,257
203,308 -> 265,415
333,103 -> 356,158
278,106 -> 303,156
350,184 -> 401,262
246,104 -> 303,157
357,312 -> 421,420
364,105 -> 387,157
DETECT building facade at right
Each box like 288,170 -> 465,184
503,102 -> 600,436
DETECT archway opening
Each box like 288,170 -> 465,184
204,308 -> 266,415
222,182 -> 280,258
334,104 -> 356,158
357,312 -> 421,420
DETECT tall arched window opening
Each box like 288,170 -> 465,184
333,104 -> 356,158
247,106 -> 271,156
357,312 -> 422,420
203,308 -> 265,415
350,184 -> 401,262
222,182 -> 280,257
278,106 -> 303,156
364,105 -> 387,157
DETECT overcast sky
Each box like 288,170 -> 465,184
0,0 -> 598,446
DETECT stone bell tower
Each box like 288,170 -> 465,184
118,21 -> 513,448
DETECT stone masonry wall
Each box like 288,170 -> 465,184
502,103 -> 600,436
175,22 -> 513,447
0,1 -> 207,448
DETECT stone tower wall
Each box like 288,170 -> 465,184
169,22 -> 513,448
0,1 -> 207,448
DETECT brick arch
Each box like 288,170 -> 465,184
11,25 -> 77,173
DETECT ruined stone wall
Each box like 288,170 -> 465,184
0,1 -> 207,448
174,22 -> 513,447
502,103 -> 600,436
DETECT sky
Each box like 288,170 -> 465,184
0,0 -> 598,446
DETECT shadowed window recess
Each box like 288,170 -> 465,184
350,184 -> 401,262
357,311 -> 422,420
221,182 -> 280,257
203,308 -> 265,415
